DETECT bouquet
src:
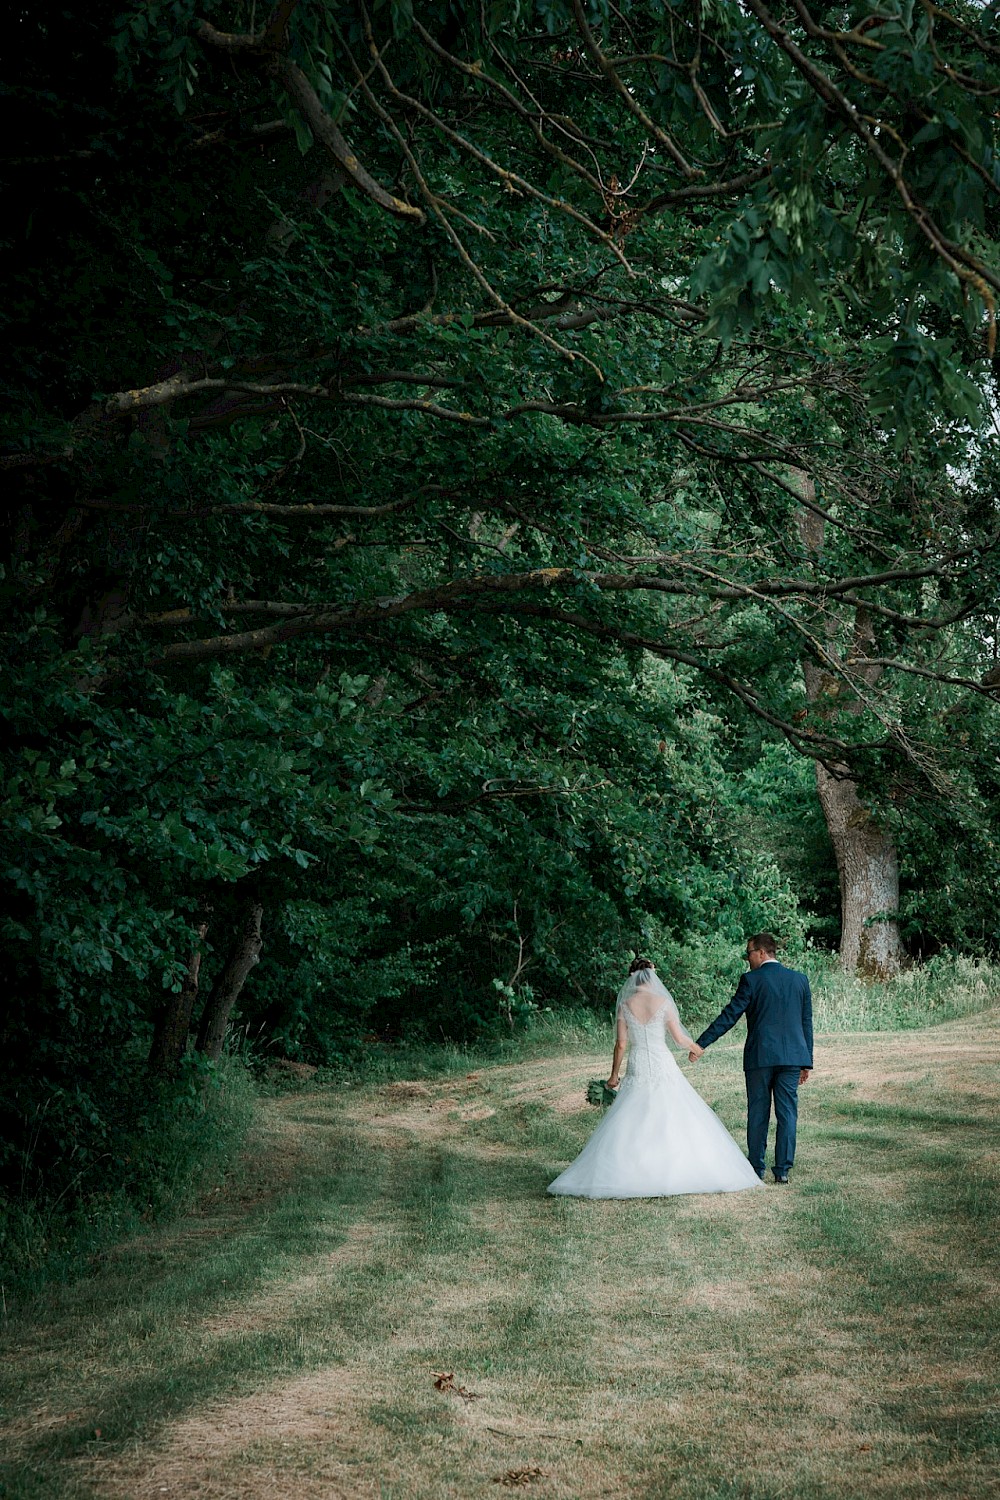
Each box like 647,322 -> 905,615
586,1078 -> 618,1108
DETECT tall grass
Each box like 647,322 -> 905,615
311,1008 -> 614,1089
320,951 -> 1000,1088
810,950 -> 1000,1031
516,951 -> 1000,1049
536,949 -> 1000,1041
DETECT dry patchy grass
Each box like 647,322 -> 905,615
1,1010 -> 998,1500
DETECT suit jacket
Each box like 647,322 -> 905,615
696,960 -> 813,1072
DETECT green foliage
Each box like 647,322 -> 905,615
2,0 -> 1000,1240
0,1055 -> 255,1299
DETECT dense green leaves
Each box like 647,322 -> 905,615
3,1 -> 1000,1220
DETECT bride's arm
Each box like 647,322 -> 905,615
607,1013 -> 627,1088
665,1013 -> 695,1048
662,992 -> 695,1050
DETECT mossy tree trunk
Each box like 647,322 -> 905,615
195,901 -> 264,1063
796,477 -> 903,977
147,917 -> 210,1078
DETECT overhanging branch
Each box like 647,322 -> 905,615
195,8 -> 424,226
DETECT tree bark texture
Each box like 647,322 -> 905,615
147,919 -> 209,1078
195,901 -> 263,1062
811,757 -> 905,976
795,473 -> 904,977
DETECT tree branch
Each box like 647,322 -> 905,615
743,0 -> 1000,340
569,0 -> 701,180
195,6 -> 425,225
271,57 -> 425,224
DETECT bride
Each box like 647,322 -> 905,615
548,958 -> 762,1199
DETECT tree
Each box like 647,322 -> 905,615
194,899 -> 263,1062
4,0 -> 1000,1207
792,471 -> 903,974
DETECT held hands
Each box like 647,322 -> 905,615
688,1044 -> 705,1063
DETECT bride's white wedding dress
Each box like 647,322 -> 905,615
548,993 -> 762,1199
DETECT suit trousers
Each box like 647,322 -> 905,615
745,1066 -> 800,1176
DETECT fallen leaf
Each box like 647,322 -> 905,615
493,1467 -> 545,1486
432,1370 -> 481,1401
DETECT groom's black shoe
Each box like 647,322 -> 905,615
772,1172 -> 789,1184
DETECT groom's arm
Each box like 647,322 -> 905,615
695,974 -> 753,1051
802,977 -> 814,1066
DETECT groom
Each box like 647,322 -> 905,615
688,933 -> 813,1184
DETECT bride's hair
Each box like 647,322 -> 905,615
629,956 -> 655,975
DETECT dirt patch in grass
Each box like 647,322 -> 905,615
365,1113 -> 493,1153
677,1262 -> 826,1312
5,1010 -> 998,1500
549,1088 -> 591,1115
814,1009 -> 1000,1096
197,1220 -> 381,1337
380,1081 -> 434,1103
92,1364 -> 381,1500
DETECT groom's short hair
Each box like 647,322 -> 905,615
749,931 -> 777,956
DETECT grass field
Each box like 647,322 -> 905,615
1,1009 -> 997,1500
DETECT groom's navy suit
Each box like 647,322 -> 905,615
695,960 -> 813,1178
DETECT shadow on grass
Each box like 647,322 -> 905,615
4,1117 -> 560,1481
826,1098 -> 988,1131
4,1053 -> 998,1500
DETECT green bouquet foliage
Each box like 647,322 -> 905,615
587,1079 -> 619,1110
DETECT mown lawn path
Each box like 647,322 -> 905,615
2,1013 -> 998,1499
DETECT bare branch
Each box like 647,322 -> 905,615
343,393 -> 487,424
337,17 -> 608,383
400,778 -> 611,815
384,297 -> 622,336
195,7 -> 424,225
411,18 -> 608,199
272,57 -> 425,224
82,486 -> 446,521
642,165 -> 772,214
360,14 -> 631,267
852,657 -> 1000,696
570,0 -> 701,180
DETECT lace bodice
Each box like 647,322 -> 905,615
621,1001 -> 691,1087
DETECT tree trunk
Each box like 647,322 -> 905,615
147,918 -> 209,1078
794,473 -> 904,977
812,761 -> 905,976
195,901 -> 263,1062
